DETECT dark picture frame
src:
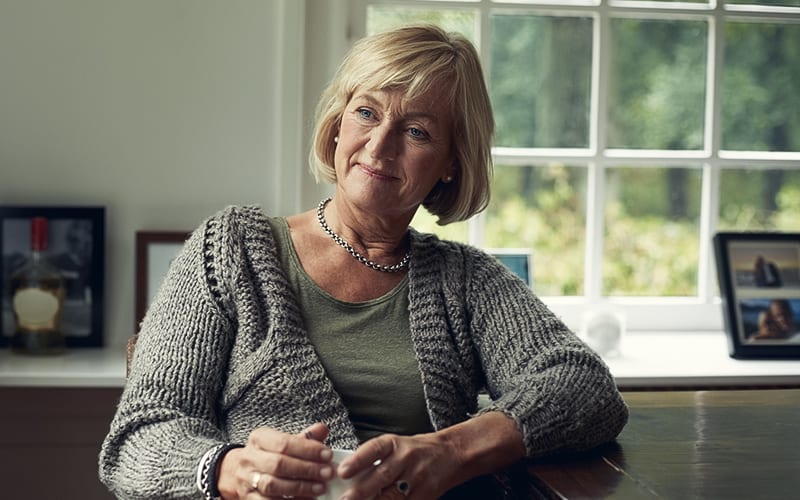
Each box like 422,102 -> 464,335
713,232 -> 800,359
135,230 -> 190,331
1,206 -> 105,347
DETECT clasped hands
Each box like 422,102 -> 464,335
217,422 -> 457,500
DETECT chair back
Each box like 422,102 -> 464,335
126,334 -> 139,377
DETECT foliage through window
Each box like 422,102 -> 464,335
359,0 -> 800,329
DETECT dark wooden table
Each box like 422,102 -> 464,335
527,389 -> 800,499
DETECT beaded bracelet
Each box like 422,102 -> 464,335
196,443 -> 244,500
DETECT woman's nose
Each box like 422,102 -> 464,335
368,125 -> 397,161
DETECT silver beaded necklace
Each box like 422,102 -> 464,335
316,197 -> 410,273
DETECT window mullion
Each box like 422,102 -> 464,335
586,4 -> 613,302
707,4 -> 723,157
698,163 -> 721,302
585,162 -> 605,302
696,5 -> 725,303
469,0 -> 493,248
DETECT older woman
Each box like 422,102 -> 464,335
100,24 -> 627,499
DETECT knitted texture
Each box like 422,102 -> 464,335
99,205 -> 628,499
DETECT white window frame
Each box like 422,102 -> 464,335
343,0 -> 800,332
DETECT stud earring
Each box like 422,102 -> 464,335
333,136 -> 339,144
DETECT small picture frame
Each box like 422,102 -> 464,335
488,248 -> 533,288
713,232 -> 800,359
1,206 -> 105,347
135,230 -> 190,331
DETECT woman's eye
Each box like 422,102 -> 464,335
408,127 -> 427,139
357,108 -> 373,120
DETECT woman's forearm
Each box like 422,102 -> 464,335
436,410 -> 526,486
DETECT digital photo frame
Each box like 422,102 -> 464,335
713,232 -> 800,359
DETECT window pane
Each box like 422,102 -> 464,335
484,164 -> 587,296
496,1 -> 598,4
608,19 -> 707,150
624,0 -> 708,2
721,21 -> 800,152
718,168 -> 800,231
726,0 -> 800,6
490,14 -> 593,148
410,210 -> 469,243
366,6 -> 477,41
603,167 -> 702,296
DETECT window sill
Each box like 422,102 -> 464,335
606,331 -> 800,390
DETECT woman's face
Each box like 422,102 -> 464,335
333,86 -> 454,220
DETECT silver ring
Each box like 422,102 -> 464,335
251,472 -> 261,490
396,479 -> 411,496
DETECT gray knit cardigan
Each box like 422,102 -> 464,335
99,205 -> 627,499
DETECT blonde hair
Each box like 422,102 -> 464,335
309,24 -> 494,225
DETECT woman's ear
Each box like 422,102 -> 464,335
441,165 -> 456,183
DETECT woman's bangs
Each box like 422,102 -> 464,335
345,50 -> 456,103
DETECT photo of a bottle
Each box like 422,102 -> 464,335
10,217 -> 67,355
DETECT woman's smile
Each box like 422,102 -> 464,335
355,163 -> 399,181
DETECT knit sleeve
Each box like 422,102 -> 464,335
464,249 -> 628,458
98,209 -> 241,500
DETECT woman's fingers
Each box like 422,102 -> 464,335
335,435 -> 406,498
300,422 -> 330,443
247,424 -> 332,463
338,434 -> 394,478
218,424 -> 335,499
335,434 -> 452,500
248,468 -> 328,498
251,449 -> 334,481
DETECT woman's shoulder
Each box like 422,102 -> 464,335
195,205 -> 281,246
205,204 -> 274,231
190,206 -> 285,308
190,205 -> 281,271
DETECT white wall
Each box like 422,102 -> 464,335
301,0 -> 350,207
0,0 -> 312,346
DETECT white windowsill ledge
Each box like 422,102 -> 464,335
0,331 -> 798,389
604,331 -> 800,389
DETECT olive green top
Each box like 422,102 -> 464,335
268,216 -> 433,443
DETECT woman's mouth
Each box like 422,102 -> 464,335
357,163 -> 397,180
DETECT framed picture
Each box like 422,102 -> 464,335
1,206 -> 105,347
489,248 -> 533,288
135,230 -> 190,331
713,232 -> 800,359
